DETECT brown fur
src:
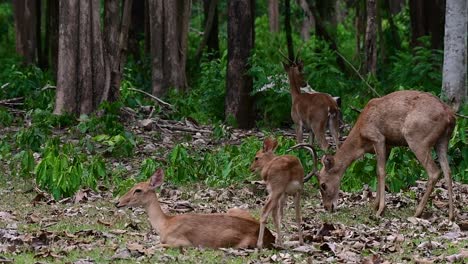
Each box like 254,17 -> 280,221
250,138 -> 304,248
317,90 -> 456,220
284,61 -> 341,150
116,169 -> 275,248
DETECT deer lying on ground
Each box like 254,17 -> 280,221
116,168 -> 275,248
283,60 -> 341,150
250,137 -> 304,248
310,90 -> 456,220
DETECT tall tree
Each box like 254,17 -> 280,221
297,0 -> 315,41
128,0 -> 145,61
54,0 -> 132,115
442,0 -> 467,111
225,0 -> 255,128
12,0 -> 37,65
148,1 -> 192,97
194,0 -> 220,65
365,0 -> 377,74
268,0 -> 280,33
409,0 -> 446,49
48,0 -> 59,77
284,0 -> 294,61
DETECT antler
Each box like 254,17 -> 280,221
279,48 -> 293,64
294,42 -> 306,63
287,143 -> 318,183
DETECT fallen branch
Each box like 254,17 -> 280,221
128,87 -> 173,109
156,122 -> 212,134
456,113 -> 468,119
335,51 -> 381,98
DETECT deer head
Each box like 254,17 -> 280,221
116,168 -> 164,208
250,138 -> 278,173
317,155 -> 342,211
282,61 -> 307,88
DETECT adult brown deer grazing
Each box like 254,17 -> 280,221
283,60 -> 341,150
250,138 -> 304,248
314,90 -> 456,220
116,168 -> 275,248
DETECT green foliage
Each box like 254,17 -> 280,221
35,138 -> 107,199
15,126 -> 50,152
387,39 -> 443,93
93,132 -> 136,158
77,102 -> 125,135
0,107 -> 13,127
449,107 -> 468,183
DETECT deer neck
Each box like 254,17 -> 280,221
287,73 -> 302,99
145,193 -> 169,235
333,131 -> 366,179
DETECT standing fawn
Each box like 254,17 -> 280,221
250,138 -> 304,249
283,60 -> 341,150
116,168 -> 275,248
314,90 -> 456,220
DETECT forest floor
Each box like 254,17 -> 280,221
0,115 -> 467,263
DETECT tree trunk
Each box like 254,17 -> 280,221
48,0 -> 59,78
268,0 -> 280,33
409,0 -> 446,49
54,0 -> 113,115
203,0 -> 220,58
365,0 -> 377,75
284,0 -> 295,61
144,0 -> 151,54
128,0 -> 145,60
297,0 -> 315,41
442,0 -> 467,111
149,1 -> 191,96
12,0 -> 37,65
225,0 -> 255,129
37,0 -> 48,70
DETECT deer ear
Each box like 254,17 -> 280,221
149,168 -> 164,190
270,139 -> 278,152
321,155 -> 334,171
263,138 -> 277,152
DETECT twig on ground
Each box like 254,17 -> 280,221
154,121 -> 212,134
128,87 -> 173,109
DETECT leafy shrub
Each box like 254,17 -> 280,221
15,126 -> 50,152
0,108 -> 13,127
93,132 -> 136,158
35,138 -> 107,199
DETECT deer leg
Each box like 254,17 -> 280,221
409,144 -> 440,218
436,139 -> 455,221
374,142 -> 387,217
271,198 -> 281,246
328,114 -> 341,149
258,192 -> 281,249
312,121 -> 329,151
295,123 -> 303,144
294,192 -> 303,245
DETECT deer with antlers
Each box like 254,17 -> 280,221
116,168 -> 275,248
250,137 -> 306,249
300,90 -> 456,220
281,54 -> 341,150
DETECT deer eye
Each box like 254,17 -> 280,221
255,157 -> 259,161
134,189 -> 142,194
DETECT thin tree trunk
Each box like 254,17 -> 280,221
285,0 -> 294,61
365,0 -> 377,74
54,0 -> 79,114
128,0 -> 145,60
409,0 -> 446,49
268,0 -> 280,32
195,0 -> 219,63
78,0 -> 93,114
12,0 -> 37,65
103,0 -> 120,103
225,0 -> 255,129
442,0 -> 467,111
37,0 -> 48,69
149,0 -> 165,96
144,0 -> 151,55
49,0 -> 59,78
297,0 -> 315,41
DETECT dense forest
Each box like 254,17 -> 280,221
0,0 -> 467,263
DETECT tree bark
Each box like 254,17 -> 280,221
268,0 -> 280,33
203,0 -> 220,58
365,0 -> 377,75
409,0 -> 446,49
149,0 -> 191,96
12,0 -> 37,65
297,0 -> 315,41
284,0 -> 295,61
128,0 -> 145,60
442,0 -> 467,111
48,0 -> 59,78
225,0 -> 255,129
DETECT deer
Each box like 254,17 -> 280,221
283,59 -> 341,150
306,90 -> 456,220
250,137 -> 304,249
115,168 -> 275,248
